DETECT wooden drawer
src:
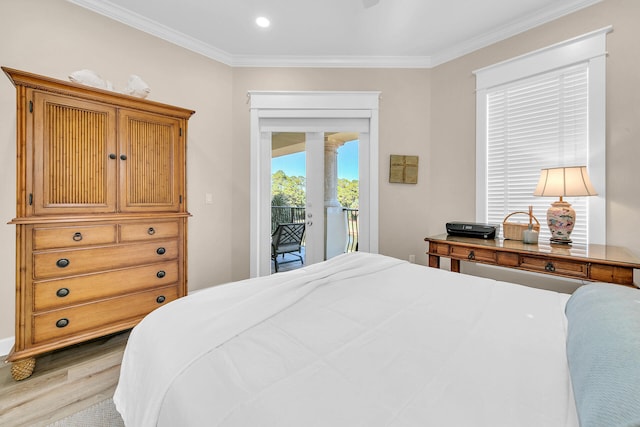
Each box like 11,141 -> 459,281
450,246 -> 496,263
33,260 -> 179,311
519,256 -> 588,278
120,221 -> 179,242
590,264 -> 634,285
33,224 -> 117,250
33,239 -> 178,279
430,242 -> 450,256
32,285 -> 179,345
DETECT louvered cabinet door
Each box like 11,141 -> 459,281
32,92 -> 118,215
118,109 -> 184,212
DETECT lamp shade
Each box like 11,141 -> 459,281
533,166 -> 598,197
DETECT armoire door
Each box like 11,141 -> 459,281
32,91 -> 118,215
118,109 -> 184,213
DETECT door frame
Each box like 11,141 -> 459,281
249,91 -> 380,277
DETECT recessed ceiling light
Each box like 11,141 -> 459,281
256,16 -> 270,28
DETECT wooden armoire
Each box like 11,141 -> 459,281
2,67 -> 194,380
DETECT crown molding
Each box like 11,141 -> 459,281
68,0 -> 603,69
230,55 -> 433,68
430,0 -> 604,67
67,0 -> 234,65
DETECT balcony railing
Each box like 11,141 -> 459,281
271,206 -> 358,253
271,206 -> 306,234
343,208 -> 359,253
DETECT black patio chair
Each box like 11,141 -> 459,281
271,222 -> 305,272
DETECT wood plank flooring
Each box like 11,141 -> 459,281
0,331 -> 128,427
0,256 -> 306,426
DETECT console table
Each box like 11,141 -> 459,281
425,234 -> 640,287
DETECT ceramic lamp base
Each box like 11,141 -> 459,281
547,200 -> 575,244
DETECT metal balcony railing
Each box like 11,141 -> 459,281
343,208 -> 359,253
271,206 -> 306,234
271,206 -> 359,253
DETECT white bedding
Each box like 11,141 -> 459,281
114,252 -> 578,427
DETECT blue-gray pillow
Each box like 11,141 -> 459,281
565,283 -> 640,427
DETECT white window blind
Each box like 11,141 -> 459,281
486,64 -> 590,244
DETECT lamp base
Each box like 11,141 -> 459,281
547,200 -> 575,244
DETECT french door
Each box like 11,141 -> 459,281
249,91 -> 380,277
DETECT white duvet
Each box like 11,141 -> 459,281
114,252 -> 578,427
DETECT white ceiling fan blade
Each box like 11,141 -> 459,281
362,0 -> 380,8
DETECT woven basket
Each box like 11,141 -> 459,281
503,211 -> 540,240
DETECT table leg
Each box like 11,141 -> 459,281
451,259 -> 461,273
428,254 -> 440,269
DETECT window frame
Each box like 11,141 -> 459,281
474,27 -> 611,245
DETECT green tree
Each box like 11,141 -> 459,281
337,178 -> 359,208
271,170 -> 306,207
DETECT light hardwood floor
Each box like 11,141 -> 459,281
0,331 -> 128,427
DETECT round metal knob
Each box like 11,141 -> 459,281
56,258 -> 70,268
156,270 -> 166,279
56,288 -> 70,298
147,227 -> 155,235
120,154 -> 127,160
156,296 -> 166,304
56,318 -> 69,328
72,232 -> 83,241
156,247 -> 166,255
109,153 -> 117,159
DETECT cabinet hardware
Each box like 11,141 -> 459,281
156,247 -> 166,255
545,262 -> 556,272
29,100 -> 33,113
467,250 -> 475,261
156,270 -> 166,279
28,193 -> 33,206
56,288 -> 70,298
56,258 -> 70,268
109,153 -> 117,159
156,295 -> 166,304
72,232 -> 83,241
120,154 -> 127,160
55,318 -> 69,328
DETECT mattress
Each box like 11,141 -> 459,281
114,252 -> 578,426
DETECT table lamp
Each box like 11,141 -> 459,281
533,166 -> 597,244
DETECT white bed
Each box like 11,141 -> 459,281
113,252 -> 639,426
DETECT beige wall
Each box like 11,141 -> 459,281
429,0 -> 640,290
230,68 -> 431,279
0,0 -> 638,345
0,0 -> 235,342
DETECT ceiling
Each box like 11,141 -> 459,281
69,0 -> 602,68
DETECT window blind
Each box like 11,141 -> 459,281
485,64 -> 590,244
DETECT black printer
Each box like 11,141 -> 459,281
446,222 -> 499,239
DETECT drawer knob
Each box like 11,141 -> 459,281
56,288 -> 70,298
72,232 -> 83,241
56,318 -> 69,328
545,262 -> 556,272
156,270 -> 166,279
120,154 -> 127,161
467,250 -> 475,261
156,295 -> 166,304
147,227 -> 155,235
56,258 -> 70,268
156,247 -> 166,255
109,153 -> 117,160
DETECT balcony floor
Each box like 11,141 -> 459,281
271,246 -> 306,274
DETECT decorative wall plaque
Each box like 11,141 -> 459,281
389,155 -> 418,184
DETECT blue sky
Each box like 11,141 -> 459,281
271,139 -> 359,181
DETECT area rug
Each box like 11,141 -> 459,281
47,398 -> 124,427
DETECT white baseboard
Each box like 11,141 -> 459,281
0,336 -> 14,358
